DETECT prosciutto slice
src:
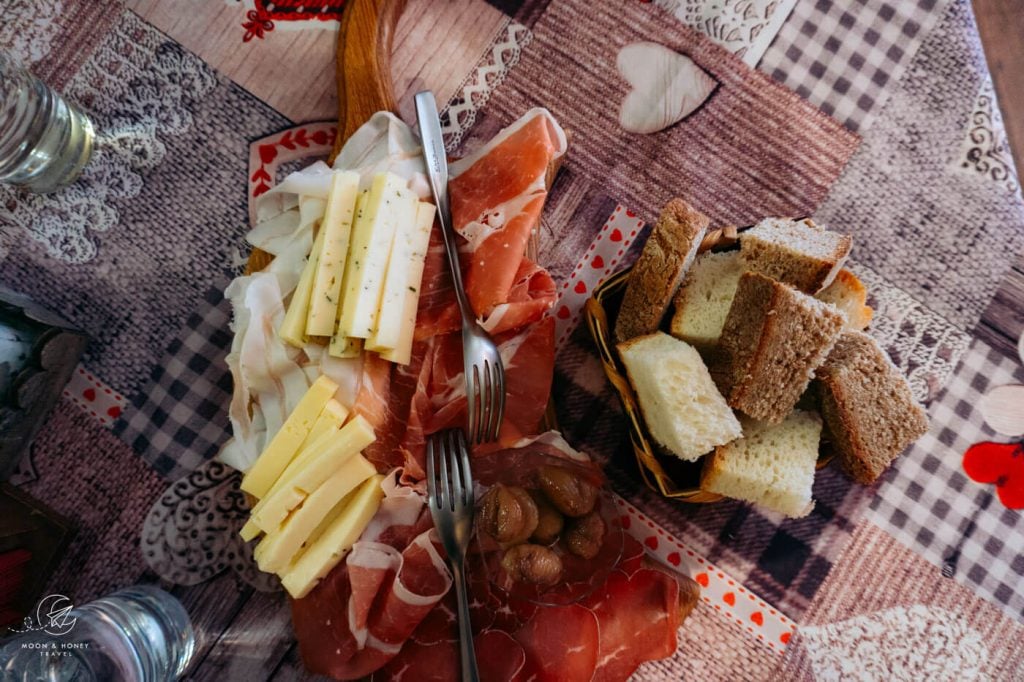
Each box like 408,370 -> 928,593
291,475 -> 450,679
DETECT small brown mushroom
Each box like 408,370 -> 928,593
529,490 -> 564,545
501,543 -> 563,586
478,484 -> 539,545
564,510 -> 605,559
537,465 -> 598,518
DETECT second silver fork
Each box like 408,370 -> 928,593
426,429 -> 480,682
415,90 -> 506,444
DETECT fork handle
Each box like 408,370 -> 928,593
451,564 -> 480,682
414,91 -> 476,324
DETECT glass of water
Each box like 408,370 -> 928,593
0,585 -> 195,681
0,51 -> 94,194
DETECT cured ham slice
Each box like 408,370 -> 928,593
449,110 -> 567,318
291,480 -> 450,679
513,603 -> 601,682
583,568 -> 682,682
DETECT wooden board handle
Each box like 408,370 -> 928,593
330,0 -> 407,162
247,0 -> 405,274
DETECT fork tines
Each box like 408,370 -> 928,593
467,357 -> 505,445
426,429 -> 474,511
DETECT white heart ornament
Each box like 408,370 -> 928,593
616,42 -> 717,135
978,384 -> 1024,436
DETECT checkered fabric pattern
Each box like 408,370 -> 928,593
758,0 -> 950,132
869,339 -> 1024,622
112,285 -> 234,480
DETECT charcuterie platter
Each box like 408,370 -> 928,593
219,0 -> 702,678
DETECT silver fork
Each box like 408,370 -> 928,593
415,91 -> 506,444
426,429 -> 480,682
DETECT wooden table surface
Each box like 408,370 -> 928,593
973,0 -> 1024,361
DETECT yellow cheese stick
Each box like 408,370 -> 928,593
238,399 -> 349,543
279,225 -> 326,348
328,192 -> 368,358
378,202 -> 437,365
366,188 -> 421,352
255,454 -> 377,573
280,474 -> 385,598
337,173 -> 404,339
240,375 -> 338,499
250,414 -> 375,532
306,171 -> 360,336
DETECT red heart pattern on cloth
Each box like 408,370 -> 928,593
962,441 -> 1024,509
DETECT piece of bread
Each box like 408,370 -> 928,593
740,218 -> 852,294
700,410 -> 822,517
714,272 -> 844,424
615,199 -> 710,343
617,332 -> 741,462
670,250 -> 746,352
815,269 -> 873,331
816,331 -> 928,484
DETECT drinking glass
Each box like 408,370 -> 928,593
0,51 -> 94,194
0,585 -> 195,681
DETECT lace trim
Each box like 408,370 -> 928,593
439,20 -> 533,152
0,12 -> 217,264
799,605 -> 988,679
952,75 -> 1021,197
654,0 -> 799,67
140,459 -> 280,592
858,265 -> 971,403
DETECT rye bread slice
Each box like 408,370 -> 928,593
614,198 -> 710,343
816,331 -> 928,484
714,272 -> 844,423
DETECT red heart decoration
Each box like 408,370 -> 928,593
609,228 -> 623,242
574,281 -> 587,294
694,572 -> 709,587
723,592 -> 735,606
250,167 -> 271,183
666,552 -> 681,566
625,209 -> 637,218
557,305 -> 571,319
750,612 -> 764,626
962,441 -> 1024,509
83,388 -> 96,402
107,406 -> 121,419
253,182 -> 271,197
619,515 -> 631,529
311,130 -> 328,145
591,255 -> 604,269
258,143 -> 277,164
644,535 -> 658,550
780,632 -> 791,644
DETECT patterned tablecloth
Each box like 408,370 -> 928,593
2,0 -> 1023,679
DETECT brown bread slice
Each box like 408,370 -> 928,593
816,331 -> 928,484
614,198 -> 710,343
740,218 -> 852,294
714,272 -> 844,423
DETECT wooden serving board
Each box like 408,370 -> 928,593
246,0 -> 406,275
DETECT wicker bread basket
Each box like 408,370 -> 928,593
584,225 -> 832,502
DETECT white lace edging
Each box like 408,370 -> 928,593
0,12 -> 217,264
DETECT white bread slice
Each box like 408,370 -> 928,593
670,250 -> 746,351
617,332 -> 741,462
740,218 -> 852,294
700,410 -> 822,517
815,269 -> 873,331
